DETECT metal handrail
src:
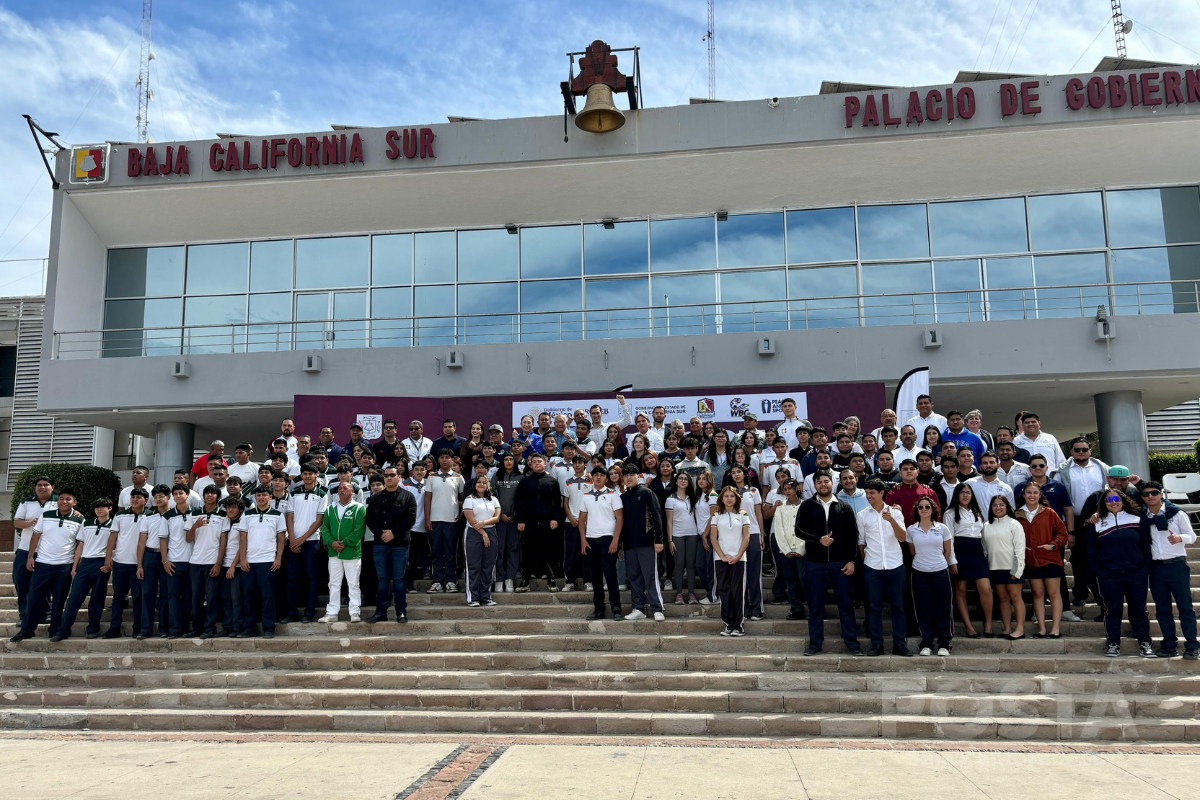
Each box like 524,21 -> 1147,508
53,278 -> 1200,359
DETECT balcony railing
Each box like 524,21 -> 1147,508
52,279 -> 1200,359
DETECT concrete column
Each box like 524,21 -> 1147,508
1094,390 -> 1150,480
90,427 -> 114,470
134,435 -> 156,470
154,422 -> 195,486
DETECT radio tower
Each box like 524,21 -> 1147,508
704,0 -> 715,100
135,0 -> 155,141
1111,0 -> 1128,59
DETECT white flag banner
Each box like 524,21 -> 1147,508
511,392 -> 807,430
356,414 -> 383,440
893,367 -> 930,425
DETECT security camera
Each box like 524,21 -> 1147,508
767,97 -> 780,108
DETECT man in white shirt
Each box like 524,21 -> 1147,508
226,443 -> 260,485
9,489 -> 84,643
586,396 -> 634,448
425,450 -> 465,593
270,441 -> 301,478
968,453 -> 1015,513
572,420 -> 598,456
285,463 -> 329,623
870,409 -> 899,443
579,467 -> 624,620
163,485 -> 197,638
135,485 -> 173,639
119,466 -> 150,510
856,478 -> 910,657
106,487 -> 148,639
186,485 -> 230,639
995,442 -> 1032,488
626,412 -> 665,454
12,475 -> 56,627
1141,480 -> 1199,658
755,437 -> 802,483
905,394 -> 948,437
774,397 -> 810,453
891,425 -> 926,465
401,420 -> 433,462
1013,412 -> 1066,472
271,417 -> 299,460
193,462 -> 231,499
233,485 -> 288,638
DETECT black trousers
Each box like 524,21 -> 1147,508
109,561 -> 142,634
716,559 -> 746,632
59,557 -> 110,639
140,550 -> 169,637
1069,532 -> 1107,613
521,517 -> 557,581
1099,571 -> 1151,646
586,535 -> 621,613
21,562 -> 71,637
189,562 -> 221,634
912,568 -> 954,649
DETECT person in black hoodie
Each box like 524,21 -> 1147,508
619,465 -> 665,620
514,453 -> 563,592
796,470 -> 863,656
365,466 -> 417,623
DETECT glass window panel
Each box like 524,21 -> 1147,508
250,240 -> 293,292
862,262 -> 933,326
294,293 -> 330,350
458,229 -> 518,282
720,269 -> 786,332
1034,252 -> 1109,318
102,297 -> 182,357
520,225 -> 581,279
932,260 -> 983,323
984,256 -> 1034,320
247,292 -> 292,352
930,197 -> 1027,257
1112,245 -> 1200,315
1028,192 -> 1106,251
786,207 -> 856,264
787,266 -> 858,329
414,284 -> 455,346
1108,187 -> 1200,247
371,287 -> 412,348
105,247 -> 184,298
332,291 -> 367,349
719,212 -> 785,269
458,281 -> 517,344
371,234 -> 412,286
295,236 -> 368,290
414,231 -> 456,284
649,217 -> 715,273
584,221 -> 648,275
652,273 -> 716,336
185,242 -> 248,295
184,295 -> 247,354
857,204 -> 929,260
520,278 -> 582,341
585,278 -> 649,338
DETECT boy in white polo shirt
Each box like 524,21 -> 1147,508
105,487 -> 147,638
163,485 -> 197,638
234,485 -> 288,638
187,485 -> 230,639
562,454 -> 591,591
11,475 -> 56,628
285,464 -> 328,622
136,485 -> 173,640
56,497 -> 115,641
218,496 -> 246,637
579,467 -> 624,620
424,450 -> 465,593
10,489 -> 83,643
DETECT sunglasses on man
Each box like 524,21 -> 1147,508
1140,489 -> 1161,497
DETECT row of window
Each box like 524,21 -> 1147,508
103,187 -> 1200,299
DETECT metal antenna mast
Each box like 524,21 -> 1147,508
703,0 -> 715,100
135,0 -> 155,142
1111,0 -> 1129,59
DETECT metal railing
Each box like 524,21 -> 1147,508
52,279 -> 1200,359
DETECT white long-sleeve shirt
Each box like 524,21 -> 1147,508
1148,509 -> 1198,560
1014,431 -> 1066,471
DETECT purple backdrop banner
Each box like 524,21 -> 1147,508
295,381 -> 885,442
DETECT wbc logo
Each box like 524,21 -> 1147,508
69,145 -> 110,184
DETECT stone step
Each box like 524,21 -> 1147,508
0,706 -> 1194,740
5,667 -> 1198,696
4,684 -> 1197,720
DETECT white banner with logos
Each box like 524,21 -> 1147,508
511,392 -> 807,430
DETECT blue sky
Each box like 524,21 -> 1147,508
2,0 -> 1198,296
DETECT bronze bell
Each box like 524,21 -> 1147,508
575,84 -> 626,133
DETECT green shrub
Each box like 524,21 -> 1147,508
10,463 -> 122,518
1150,452 -> 1199,481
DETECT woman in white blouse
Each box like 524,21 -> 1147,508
665,473 -> 701,605
461,475 -> 501,609
944,483 -> 992,638
694,470 -> 718,605
981,495 -> 1026,640
708,486 -> 751,637
908,497 -> 954,655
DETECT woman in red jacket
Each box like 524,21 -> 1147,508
1016,482 -> 1069,638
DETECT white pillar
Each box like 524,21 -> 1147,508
154,422 -> 196,486
90,427 -> 114,470
1094,390 -> 1150,480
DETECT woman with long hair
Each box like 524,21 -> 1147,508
599,439 -> 619,468
604,423 -> 629,461
462,475 -> 501,607
1016,482 -> 1069,639
708,486 -> 750,636
650,458 -> 676,590
1090,490 -> 1154,657
705,428 -> 735,488
922,425 -> 943,454
982,495 -> 1026,640
727,464 -> 766,620
384,441 -> 409,473
908,496 -> 954,655
627,434 -> 651,468
728,446 -> 759,489
606,464 -> 625,494
694,470 -> 718,604
490,453 -> 523,593
459,421 -> 486,465
945,483 -> 992,637
639,451 -> 659,484
844,416 -> 862,443
666,472 -> 701,604
701,421 -> 718,454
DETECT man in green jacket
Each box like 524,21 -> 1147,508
318,481 -> 367,624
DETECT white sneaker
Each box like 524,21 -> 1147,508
618,583 -> 627,590
467,601 -> 480,608
350,614 -> 361,623
937,647 -> 950,656
494,581 -> 504,593
584,582 -> 594,591
919,647 -> 933,656
1061,610 -> 1082,622
664,580 -> 674,591
447,582 -> 458,592
484,599 -> 498,606
428,583 -> 443,594
625,609 -> 646,621
699,596 -> 715,605
505,579 -> 514,593
317,614 -> 338,623
653,611 -> 665,621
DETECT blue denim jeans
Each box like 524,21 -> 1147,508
1151,558 -> 1198,650
374,545 -> 409,616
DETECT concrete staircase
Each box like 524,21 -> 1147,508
3,548 -> 1200,741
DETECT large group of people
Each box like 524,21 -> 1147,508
9,394 -> 1197,660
